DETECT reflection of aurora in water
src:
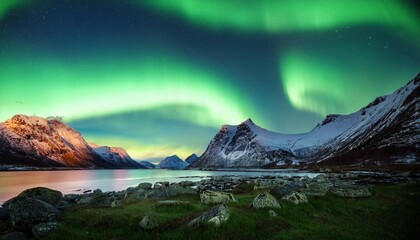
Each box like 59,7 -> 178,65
0,169 -> 319,204
0,0 -> 419,160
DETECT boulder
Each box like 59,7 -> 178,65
304,182 -> 329,197
77,196 -> 93,205
188,204 -> 230,227
331,187 -> 372,198
1,232 -> 28,240
138,183 -> 152,190
232,182 -> 254,194
124,189 -> 147,203
32,222 -> 60,238
200,191 -> 237,204
281,192 -> 308,205
178,181 -> 195,187
90,195 -> 120,207
270,182 -> 304,199
268,210 -> 278,217
92,189 -> 102,195
252,192 -> 281,209
62,194 -> 80,204
8,197 -> 61,230
3,187 -> 63,208
174,185 -> 197,195
57,200 -> 70,209
144,185 -> 196,200
139,216 -> 158,230
110,200 -> 124,208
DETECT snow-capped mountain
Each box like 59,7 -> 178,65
0,115 -> 141,168
158,155 -> 189,169
185,153 -> 199,164
191,74 -> 419,168
139,160 -> 156,169
89,143 -> 144,168
0,115 -> 110,168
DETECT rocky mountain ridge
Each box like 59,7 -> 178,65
191,74 -> 420,168
0,115 -> 141,168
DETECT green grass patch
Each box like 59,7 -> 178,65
46,183 -> 420,240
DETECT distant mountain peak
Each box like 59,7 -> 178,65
185,153 -> 199,164
158,155 -> 189,169
89,143 -> 143,168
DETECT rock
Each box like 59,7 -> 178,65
268,209 -> 278,217
304,182 -> 329,197
3,187 -> 63,208
258,181 -> 273,189
8,197 -> 61,230
56,200 -> 70,209
92,189 -> 102,195
111,200 -> 124,208
178,185 -> 197,195
232,182 -> 254,194
178,181 -> 195,187
188,204 -> 230,227
139,216 -> 158,230
200,191 -> 237,204
32,222 -> 60,238
125,187 -> 137,194
270,182 -> 303,199
138,183 -> 152,190
1,232 -> 28,240
252,192 -> 281,209
90,195 -> 119,207
62,194 -> 79,204
0,207 -> 8,219
281,192 -> 308,205
77,196 -> 93,205
124,189 -> 147,203
144,185 -> 196,200
331,187 -> 372,198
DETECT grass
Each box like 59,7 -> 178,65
45,183 -> 420,240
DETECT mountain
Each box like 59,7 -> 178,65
191,74 -> 419,168
185,153 -> 199,164
89,143 -> 145,168
0,115 -> 140,169
158,155 -> 189,169
0,115 -> 111,168
139,160 -> 156,169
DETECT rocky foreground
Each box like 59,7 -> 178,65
0,171 -> 419,239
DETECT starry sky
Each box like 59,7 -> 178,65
0,0 -> 419,162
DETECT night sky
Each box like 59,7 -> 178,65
1,0 -> 419,162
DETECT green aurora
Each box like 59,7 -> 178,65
141,0 -> 420,36
0,0 -> 419,161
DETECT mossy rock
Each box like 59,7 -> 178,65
232,182 -> 254,194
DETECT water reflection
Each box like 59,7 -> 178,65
0,169 -> 318,204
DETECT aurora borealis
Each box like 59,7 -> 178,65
0,1 -> 419,162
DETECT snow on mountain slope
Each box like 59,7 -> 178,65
139,160 -> 156,169
89,143 -> 144,168
191,74 -> 419,168
0,115 -> 110,167
185,153 -> 199,164
158,155 -> 189,169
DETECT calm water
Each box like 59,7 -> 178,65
0,169 -> 318,204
